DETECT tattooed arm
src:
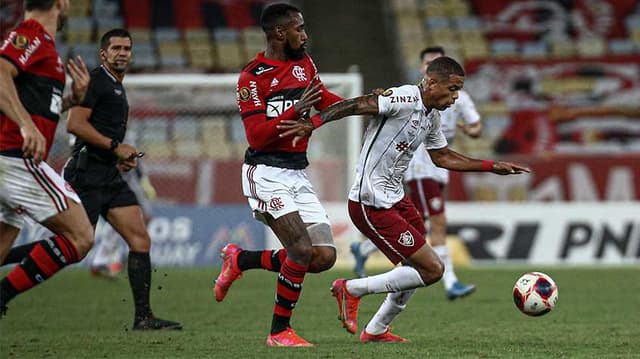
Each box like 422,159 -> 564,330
278,94 -> 379,141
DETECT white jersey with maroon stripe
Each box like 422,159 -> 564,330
405,90 -> 480,184
348,85 -> 447,209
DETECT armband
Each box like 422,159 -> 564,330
481,160 -> 494,172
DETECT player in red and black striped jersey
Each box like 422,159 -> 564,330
0,0 -> 93,316
213,3 -> 343,347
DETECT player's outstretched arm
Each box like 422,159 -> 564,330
428,146 -> 530,175
278,94 -> 379,145
0,58 -> 46,163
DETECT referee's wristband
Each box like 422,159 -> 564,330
109,139 -> 120,152
310,114 -> 323,129
481,160 -> 494,172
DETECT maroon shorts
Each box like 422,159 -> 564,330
348,197 -> 426,265
406,178 -> 445,219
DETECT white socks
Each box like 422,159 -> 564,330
433,244 -> 457,290
365,289 -> 417,335
346,265 -> 425,297
359,239 -> 378,256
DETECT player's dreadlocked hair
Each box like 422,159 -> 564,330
25,0 -> 56,11
426,56 -> 465,80
260,3 -> 302,33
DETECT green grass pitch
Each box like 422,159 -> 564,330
1,266 -> 639,358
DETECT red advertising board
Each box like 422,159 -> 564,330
449,154 -> 640,201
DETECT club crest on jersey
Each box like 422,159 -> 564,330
398,231 -> 414,247
382,89 -> 393,96
11,34 -> 29,49
429,197 -> 442,211
292,65 -> 307,81
239,87 -> 251,102
269,197 -> 285,211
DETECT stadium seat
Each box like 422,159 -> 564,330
444,0 -> 470,17
96,16 -> 124,38
70,43 -> 100,69
490,39 -> 518,58
213,28 -> 244,70
550,40 -> 576,58
424,2 -> 448,17
130,28 -> 153,43
92,0 -> 121,18
424,17 -> 450,30
69,0 -> 91,17
131,42 -> 157,70
576,36 -> 605,57
155,28 -> 186,68
391,0 -> 418,15
65,16 -> 94,43
184,28 -> 214,69
608,39 -> 635,54
452,16 -> 480,30
242,26 -> 265,59
521,41 -> 548,58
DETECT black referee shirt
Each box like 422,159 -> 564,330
71,65 -> 129,164
66,65 -> 130,188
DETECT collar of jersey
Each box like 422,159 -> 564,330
22,19 -> 49,39
257,51 -> 303,66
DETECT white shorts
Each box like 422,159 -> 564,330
0,155 -> 81,229
242,163 -> 329,225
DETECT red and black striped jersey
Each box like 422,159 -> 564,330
237,51 -> 342,169
0,19 -> 65,160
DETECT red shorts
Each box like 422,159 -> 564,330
348,197 -> 426,265
406,178 -> 445,219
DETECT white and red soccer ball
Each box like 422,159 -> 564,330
513,272 -> 558,316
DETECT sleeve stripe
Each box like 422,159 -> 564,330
241,109 -> 265,119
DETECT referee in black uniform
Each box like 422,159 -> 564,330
63,28 -> 181,330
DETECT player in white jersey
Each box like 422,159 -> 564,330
278,56 -> 529,342
351,47 -> 481,300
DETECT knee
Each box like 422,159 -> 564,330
285,240 -> 314,265
71,226 -> 95,258
308,246 -> 336,273
419,257 -> 444,285
127,232 -> 151,252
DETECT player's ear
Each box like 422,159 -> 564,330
99,48 -> 106,61
274,25 -> 286,41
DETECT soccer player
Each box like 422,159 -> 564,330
351,46 -> 481,300
278,56 -> 529,342
213,3 -> 343,347
0,0 -> 94,315
62,28 -> 181,330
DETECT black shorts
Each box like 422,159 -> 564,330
74,181 -> 140,225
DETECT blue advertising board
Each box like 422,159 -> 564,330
10,204 -> 265,268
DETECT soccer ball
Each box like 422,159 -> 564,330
512,272 -> 558,316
